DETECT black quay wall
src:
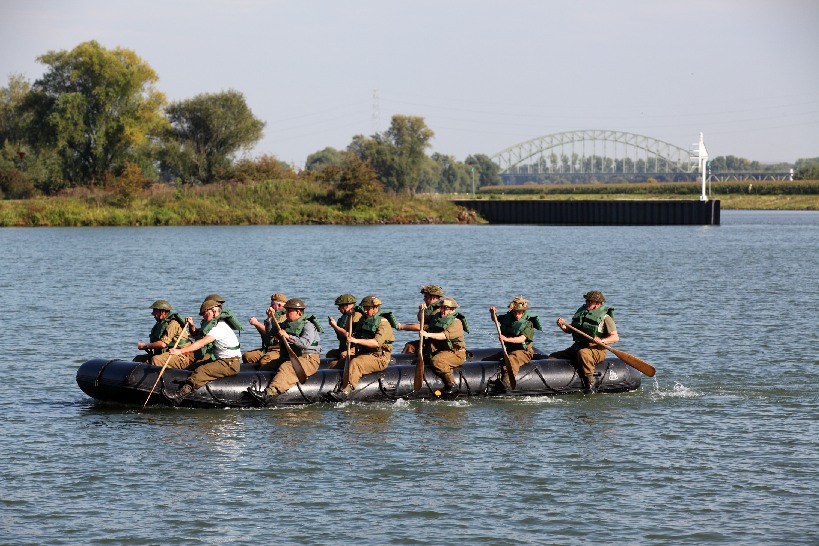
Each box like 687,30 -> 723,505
453,199 -> 720,225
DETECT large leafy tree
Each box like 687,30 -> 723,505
349,115 -> 434,195
21,41 -> 167,186
465,153 -> 502,188
163,90 -> 265,183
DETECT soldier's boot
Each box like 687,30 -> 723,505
246,385 -> 279,406
328,384 -> 353,402
585,374 -> 598,394
441,382 -> 459,399
164,382 -> 195,405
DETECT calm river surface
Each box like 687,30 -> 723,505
1,211 -> 817,545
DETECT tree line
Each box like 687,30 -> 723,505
0,40 -> 501,201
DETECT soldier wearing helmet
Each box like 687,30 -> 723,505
396,285 -> 447,354
419,297 -> 469,398
487,296 -> 543,391
243,293 -> 288,369
134,300 -> 194,369
164,297 -> 243,404
326,294 -> 363,363
550,290 -> 619,394
247,298 -> 323,405
329,295 -> 398,401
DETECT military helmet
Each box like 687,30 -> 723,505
508,296 -> 529,311
360,295 -> 382,308
200,299 -> 221,314
205,293 -> 226,304
420,285 -> 445,297
583,290 -> 606,303
284,297 -> 306,310
150,300 -> 172,311
440,298 -> 459,309
270,293 -> 288,303
334,293 -> 357,305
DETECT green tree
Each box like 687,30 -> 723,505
794,157 -> 819,180
162,89 -> 265,183
349,115 -> 434,195
465,153 -> 502,189
305,146 -> 345,172
21,41 -> 167,187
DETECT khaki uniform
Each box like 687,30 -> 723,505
427,319 -> 466,386
266,354 -> 321,394
263,318 -> 322,395
243,315 -> 283,368
347,318 -> 393,388
488,345 -> 534,378
135,319 -> 194,369
187,357 -> 241,389
549,315 -> 616,377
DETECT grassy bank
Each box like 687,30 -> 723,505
0,178 -> 475,227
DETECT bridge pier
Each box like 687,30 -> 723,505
453,199 -> 720,226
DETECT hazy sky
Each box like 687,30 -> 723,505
2,0 -> 818,166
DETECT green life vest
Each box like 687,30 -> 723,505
148,313 -> 190,353
336,307 -> 363,347
499,311 -> 542,350
262,309 -> 286,349
427,312 -> 467,351
281,314 -> 323,355
336,306 -> 362,338
570,305 -> 614,347
353,310 -> 397,352
195,309 -> 242,361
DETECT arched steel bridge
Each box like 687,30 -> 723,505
491,130 -> 698,183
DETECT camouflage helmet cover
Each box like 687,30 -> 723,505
334,293 -> 357,305
150,299 -> 172,311
270,293 -> 288,303
508,296 -> 529,311
420,285 -> 445,297
440,298 -> 459,309
583,290 -> 606,303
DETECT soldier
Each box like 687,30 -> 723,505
326,294 -> 362,364
247,298 -> 323,405
488,296 -> 542,390
395,285 -> 446,353
242,293 -> 288,369
329,295 -> 397,401
549,290 -> 619,394
134,300 -> 194,369
163,298 -> 242,404
420,298 -> 468,398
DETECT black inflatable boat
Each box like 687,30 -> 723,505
76,348 -> 642,408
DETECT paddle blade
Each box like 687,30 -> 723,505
609,347 -> 656,377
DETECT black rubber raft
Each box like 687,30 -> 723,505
76,348 -> 642,408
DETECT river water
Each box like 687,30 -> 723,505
1,211 -> 817,545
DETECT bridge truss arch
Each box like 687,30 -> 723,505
491,130 -> 699,183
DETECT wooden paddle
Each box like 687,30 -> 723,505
142,324 -> 188,408
490,308 -> 517,390
413,312 -> 425,391
340,313 -> 353,389
563,323 -> 656,377
271,315 -> 308,383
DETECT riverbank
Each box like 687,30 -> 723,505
1,178 -> 816,227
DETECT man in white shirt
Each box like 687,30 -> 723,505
164,298 -> 242,405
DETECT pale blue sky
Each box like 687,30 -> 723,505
2,0 -> 818,166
